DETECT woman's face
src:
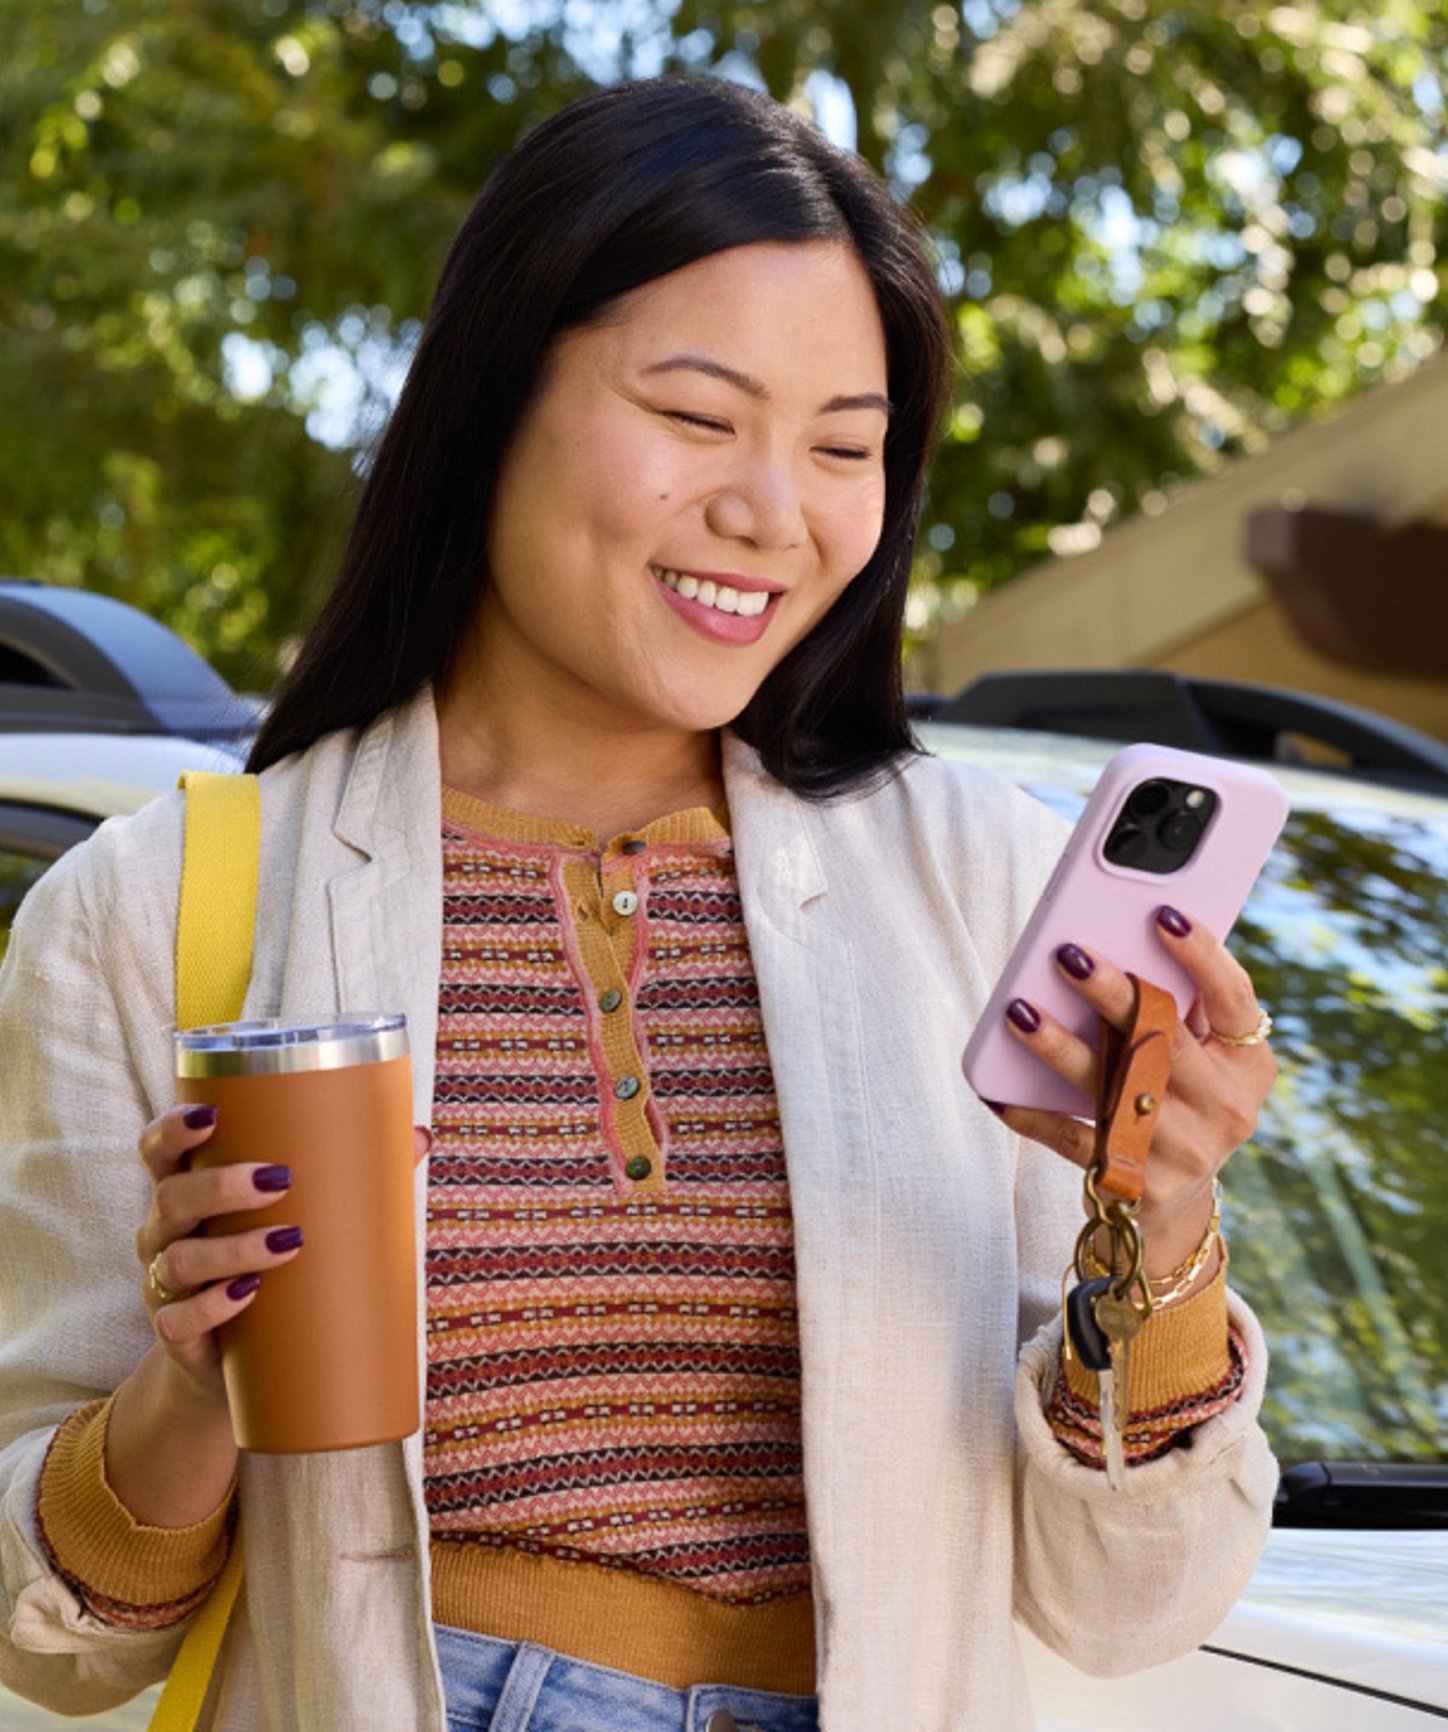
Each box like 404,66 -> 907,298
473,239 -> 891,738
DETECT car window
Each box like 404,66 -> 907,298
0,850 -> 50,967
1229,801 -> 1448,1466
1007,766 -> 1448,1468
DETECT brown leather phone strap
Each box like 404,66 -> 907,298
1093,975 -> 1176,1203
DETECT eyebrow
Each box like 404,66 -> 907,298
640,353 -> 892,417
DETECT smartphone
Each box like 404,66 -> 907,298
961,742 -> 1289,1116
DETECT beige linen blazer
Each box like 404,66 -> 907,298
0,689 -> 1276,1730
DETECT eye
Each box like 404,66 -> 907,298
817,444 -> 876,463
664,410 -> 731,434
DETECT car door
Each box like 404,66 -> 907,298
0,803 -> 97,964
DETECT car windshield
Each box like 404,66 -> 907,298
1229,790 -> 1448,1467
926,727 -> 1448,1471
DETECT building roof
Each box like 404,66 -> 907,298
927,348 -> 1448,694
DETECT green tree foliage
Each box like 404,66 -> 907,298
2,0 -> 1445,684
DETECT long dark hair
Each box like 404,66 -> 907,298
248,76 -> 952,795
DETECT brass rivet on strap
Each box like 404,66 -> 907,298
1133,1091 -> 1157,1116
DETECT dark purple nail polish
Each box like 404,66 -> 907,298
1007,998 -> 1042,1034
227,1273 -> 261,1301
1158,905 -> 1192,938
1056,943 -> 1095,980
982,1100 -> 1008,1117
253,1164 -> 293,1193
183,1104 -> 217,1129
265,1225 -> 304,1254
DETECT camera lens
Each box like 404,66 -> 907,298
1127,780 -> 1171,819
1104,824 -> 1148,866
1160,812 -> 1203,853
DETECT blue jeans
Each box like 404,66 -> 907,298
436,1624 -> 820,1732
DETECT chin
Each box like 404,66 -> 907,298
661,701 -> 754,736
637,676 -> 766,737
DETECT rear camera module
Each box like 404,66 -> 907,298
1102,778 -> 1218,875
1102,824 -> 1149,867
1160,812 -> 1204,852
1126,780 -> 1172,819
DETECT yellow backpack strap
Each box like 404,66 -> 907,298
149,769 -> 259,1732
174,769 -> 261,1031
147,1546 -> 246,1731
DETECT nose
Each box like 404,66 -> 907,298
704,452 -> 806,551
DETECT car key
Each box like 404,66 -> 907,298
1065,1275 -> 1127,1484
1093,1287 -> 1145,1490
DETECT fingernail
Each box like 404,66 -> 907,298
183,1105 -> 218,1129
1006,999 -> 1041,1034
1056,943 -> 1095,980
1158,906 -> 1192,937
227,1273 -> 261,1301
982,1099 -> 1008,1117
265,1225 -> 304,1253
253,1165 -> 293,1193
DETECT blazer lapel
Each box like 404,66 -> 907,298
325,689 -> 444,1124
722,738 -> 884,1690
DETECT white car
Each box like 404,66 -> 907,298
3,587 -> 1447,1728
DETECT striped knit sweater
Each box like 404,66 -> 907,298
422,790 -> 815,1688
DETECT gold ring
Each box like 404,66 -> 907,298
147,1251 -> 186,1306
1210,1007 -> 1273,1048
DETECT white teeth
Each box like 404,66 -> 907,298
655,567 -> 773,619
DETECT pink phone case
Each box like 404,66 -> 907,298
961,742 -> 1289,1116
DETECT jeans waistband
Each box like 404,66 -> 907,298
435,1623 -> 820,1732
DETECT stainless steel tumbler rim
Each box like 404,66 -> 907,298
174,1015 -> 408,1077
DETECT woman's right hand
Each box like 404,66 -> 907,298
134,1104 -> 304,1407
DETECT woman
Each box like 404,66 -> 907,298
0,77 -> 1276,1730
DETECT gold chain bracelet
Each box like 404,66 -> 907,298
1083,1177 -> 1223,1306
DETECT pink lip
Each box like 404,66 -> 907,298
650,567 -> 779,647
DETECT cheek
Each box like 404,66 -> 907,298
569,421 -> 687,548
823,476 -> 889,591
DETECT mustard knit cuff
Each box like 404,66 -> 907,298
1063,1259 -> 1231,1415
37,1397 -> 236,1610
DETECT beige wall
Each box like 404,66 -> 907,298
920,351 -> 1448,741
1156,602 -> 1448,744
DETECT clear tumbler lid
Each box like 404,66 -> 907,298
175,1014 -> 408,1077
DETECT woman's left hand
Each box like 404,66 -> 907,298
991,904 -> 1276,1280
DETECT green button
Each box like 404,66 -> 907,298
624,1155 -> 653,1181
599,988 -> 623,1013
614,1075 -> 641,1101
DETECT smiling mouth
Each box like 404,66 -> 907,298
651,565 -> 775,619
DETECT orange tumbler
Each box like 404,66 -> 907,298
175,1015 -> 418,1453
